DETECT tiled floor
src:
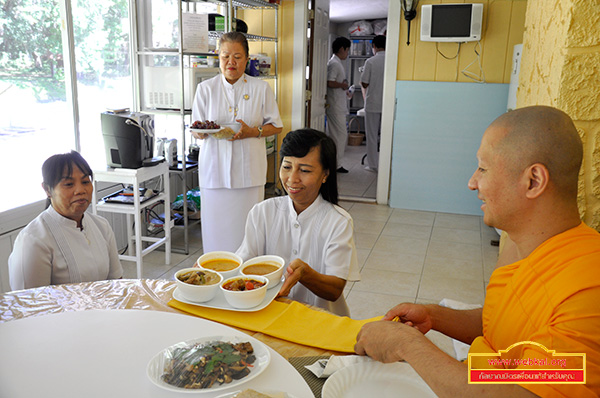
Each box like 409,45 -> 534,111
337,143 -> 378,199
123,203 -> 500,320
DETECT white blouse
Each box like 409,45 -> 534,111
8,206 -> 123,290
326,54 -> 348,114
191,73 -> 283,189
236,195 -> 361,316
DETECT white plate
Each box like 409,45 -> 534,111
214,389 -> 298,398
190,128 -> 221,134
147,335 -> 271,394
322,361 -> 438,398
172,279 -> 282,312
189,127 -> 236,140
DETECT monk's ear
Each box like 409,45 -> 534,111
524,163 -> 549,199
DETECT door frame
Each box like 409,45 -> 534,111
376,0 -> 399,205
291,0 -> 399,205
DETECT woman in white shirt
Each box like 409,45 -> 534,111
8,151 -> 123,290
236,129 -> 361,316
191,32 -> 283,253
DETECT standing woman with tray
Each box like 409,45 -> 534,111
191,31 -> 283,253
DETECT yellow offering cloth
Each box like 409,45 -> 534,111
169,298 -> 379,353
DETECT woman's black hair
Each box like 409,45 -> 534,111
42,150 -> 93,208
279,128 -> 338,205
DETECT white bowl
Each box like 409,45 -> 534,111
240,255 -> 285,289
174,268 -> 223,303
196,251 -> 243,279
220,275 -> 269,309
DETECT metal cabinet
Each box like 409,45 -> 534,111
130,0 -> 279,252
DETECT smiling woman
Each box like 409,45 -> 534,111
236,129 -> 361,316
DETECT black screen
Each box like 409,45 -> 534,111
431,4 -> 472,38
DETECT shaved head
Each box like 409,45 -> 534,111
490,106 -> 582,199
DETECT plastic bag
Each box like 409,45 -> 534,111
348,20 -> 373,36
372,19 -> 387,36
171,188 -> 201,212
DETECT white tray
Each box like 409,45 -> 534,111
172,279 -> 282,312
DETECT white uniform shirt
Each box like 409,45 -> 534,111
8,206 -> 123,290
326,54 -> 348,115
191,74 -> 283,189
361,51 -> 385,113
236,195 -> 361,316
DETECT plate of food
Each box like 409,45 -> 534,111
147,335 -> 271,393
215,389 -> 298,398
190,120 -> 240,140
172,278 -> 282,312
321,361 -> 437,398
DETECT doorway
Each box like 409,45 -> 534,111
292,0 -> 398,205
328,0 -> 389,202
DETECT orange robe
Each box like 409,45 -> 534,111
469,223 -> 600,397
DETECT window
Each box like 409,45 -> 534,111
0,0 -> 132,213
0,0 -> 73,212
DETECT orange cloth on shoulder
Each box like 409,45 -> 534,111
168,298 -> 379,353
470,223 -> 600,397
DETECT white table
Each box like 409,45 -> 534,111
0,309 -> 314,398
92,163 -> 172,278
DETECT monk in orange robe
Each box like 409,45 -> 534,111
354,106 -> 600,397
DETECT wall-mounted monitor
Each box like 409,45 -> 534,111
420,3 -> 484,43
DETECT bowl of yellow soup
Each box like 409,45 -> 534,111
240,255 -> 285,289
196,251 -> 243,279
174,268 -> 223,302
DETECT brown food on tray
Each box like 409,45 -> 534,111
222,278 -> 266,291
201,258 -> 240,272
161,341 -> 256,389
242,263 -> 280,276
177,270 -> 220,286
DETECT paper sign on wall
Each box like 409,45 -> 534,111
182,13 -> 209,53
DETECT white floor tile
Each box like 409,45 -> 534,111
372,235 -> 430,257
434,213 -> 481,231
363,251 -> 425,275
352,269 -> 421,297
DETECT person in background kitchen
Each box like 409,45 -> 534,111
236,128 -> 361,316
360,35 -> 386,173
354,106 -> 600,397
8,151 -> 123,290
191,31 -> 283,253
326,36 -> 352,174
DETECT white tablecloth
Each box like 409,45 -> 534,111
0,309 -> 313,398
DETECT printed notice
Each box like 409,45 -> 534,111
182,13 -> 208,53
468,341 -> 586,384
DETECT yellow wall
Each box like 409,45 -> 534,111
238,3 -> 296,186
517,0 -> 600,230
397,0 -> 527,83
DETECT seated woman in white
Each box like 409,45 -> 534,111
236,128 -> 360,316
8,151 -> 123,290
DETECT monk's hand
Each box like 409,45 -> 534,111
354,320 -> 421,363
382,303 -> 433,334
277,258 -> 309,298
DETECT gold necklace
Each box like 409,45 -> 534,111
221,76 -> 248,118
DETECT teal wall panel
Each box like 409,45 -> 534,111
389,81 -> 509,215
